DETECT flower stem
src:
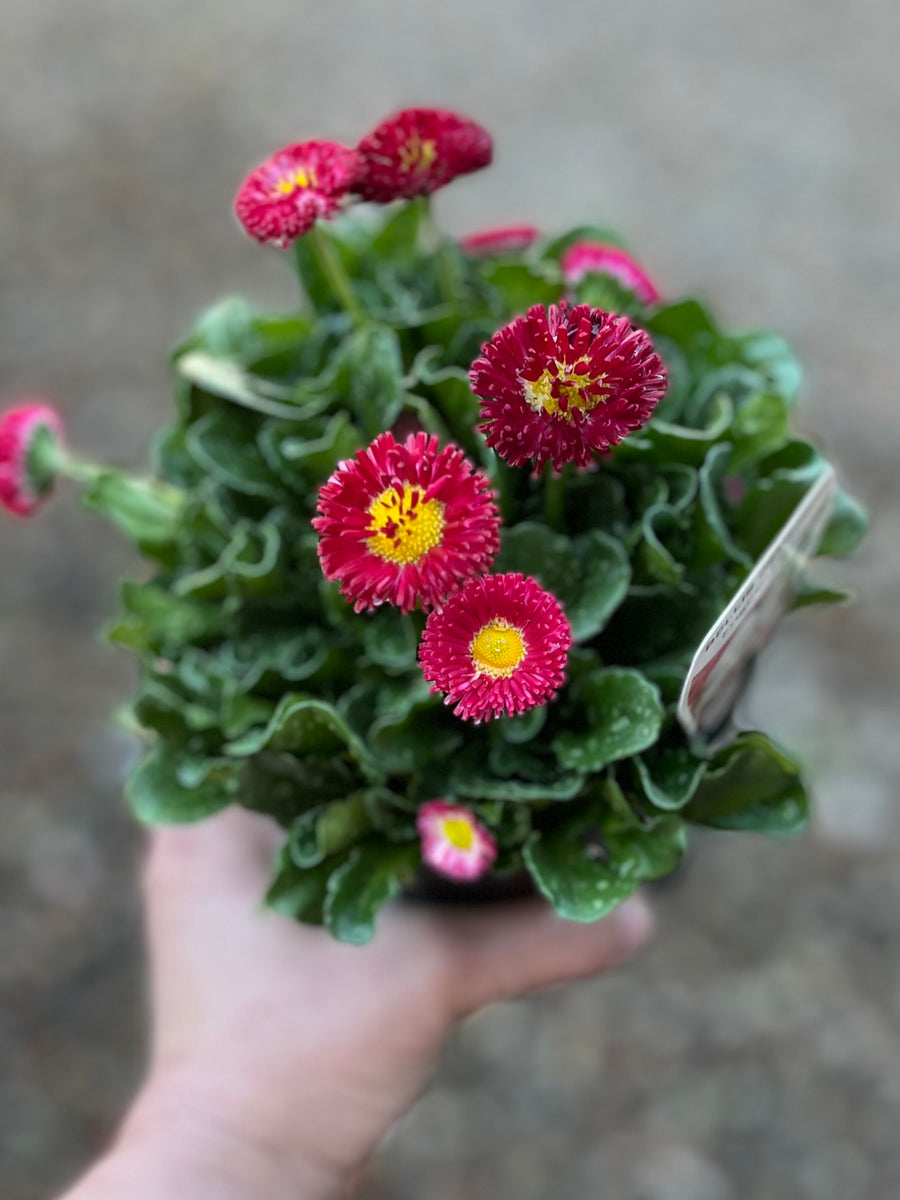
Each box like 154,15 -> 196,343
491,455 -> 518,525
307,226 -> 366,324
424,197 -> 458,306
543,467 -> 566,530
51,445 -> 105,485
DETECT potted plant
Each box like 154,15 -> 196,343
0,107 -> 866,943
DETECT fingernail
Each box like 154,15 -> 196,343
611,894 -> 654,955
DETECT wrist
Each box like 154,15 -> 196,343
67,1065 -> 349,1200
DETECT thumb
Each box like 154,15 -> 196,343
438,894 -> 653,1016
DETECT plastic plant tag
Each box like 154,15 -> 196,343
678,465 -> 837,745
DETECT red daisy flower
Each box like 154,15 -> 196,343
459,224 -> 540,257
0,402 -> 64,517
561,240 -> 660,304
234,140 -> 364,248
469,302 -> 667,472
416,800 -> 497,881
356,108 -> 493,202
419,573 -> 571,723
313,431 -> 500,613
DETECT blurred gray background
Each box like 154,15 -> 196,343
2,2 -> 899,1197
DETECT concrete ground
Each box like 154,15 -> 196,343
1,1 -> 898,1197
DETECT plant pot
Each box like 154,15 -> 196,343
404,867 -> 537,907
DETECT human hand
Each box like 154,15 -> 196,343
65,807 -> 653,1200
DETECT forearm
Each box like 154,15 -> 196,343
61,1072 -> 348,1200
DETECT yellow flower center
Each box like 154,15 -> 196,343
442,818 -> 474,850
522,362 -> 607,421
274,167 -> 317,195
470,620 -> 526,677
398,133 -> 438,173
367,485 -> 445,565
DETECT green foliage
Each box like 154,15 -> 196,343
126,744 -> 235,824
87,202 -> 863,939
496,524 -> 630,641
684,732 -> 809,834
554,669 -> 664,772
524,810 -> 686,921
324,842 -> 420,944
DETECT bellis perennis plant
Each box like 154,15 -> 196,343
4,106 -> 866,944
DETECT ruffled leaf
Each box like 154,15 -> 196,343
497,523 -> 631,641
227,693 -> 378,779
266,849 -> 339,924
817,487 -> 869,558
289,794 -> 372,868
126,744 -> 234,824
324,842 -> 420,944
634,745 -> 708,810
554,668 -> 664,772
684,731 -> 809,833
524,812 -> 685,921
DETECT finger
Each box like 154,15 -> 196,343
142,806 -> 282,905
437,894 -> 653,1015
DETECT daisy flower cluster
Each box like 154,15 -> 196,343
4,104 -> 862,924
234,107 -> 493,248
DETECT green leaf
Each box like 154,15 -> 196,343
790,575 -> 853,610
645,299 -> 718,344
524,812 -> 685,922
554,668 -> 664,773
480,261 -> 560,316
227,694 -> 377,777
239,754 -> 361,825
221,691 -> 274,739
174,521 -> 283,599
728,331 -> 802,404
265,849 -> 338,924
369,699 -> 464,774
638,505 -> 685,585
600,577 -> 730,666
362,608 -> 419,672
176,351 -> 325,420
620,394 -> 733,466
452,766 -> 587,802
106,581 -> 229,654
733,440 -> 828,558
370,198 -> 427,260
692,442 -> 754,569
185,409 -> 284,499
496,705 -> 547,745
425,371 -> 484,461
684,731 -> 809,833
634,746 -> 708,810
497,523 -> 631,641
324,842 -> 420,944
289,794 -> 372,868
259,412 -> 363,490
329,325 -> 405,439
175,297 -> 315,367
126,744 -> 234,824
82,472 -> 184,552
817,487 -> 868,557
541,226 -> 628,261
728,391 -> 790,471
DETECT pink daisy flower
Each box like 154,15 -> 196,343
469,302 -> 667,472
459,224 -> 540,257
419,573 -> 572,723
234,140 -> 364,248
313,431 -> 500,613
0,403 -> 64,517
561,240 -> 660,305
356,108 -> 493,202
416,800 -> 498,881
